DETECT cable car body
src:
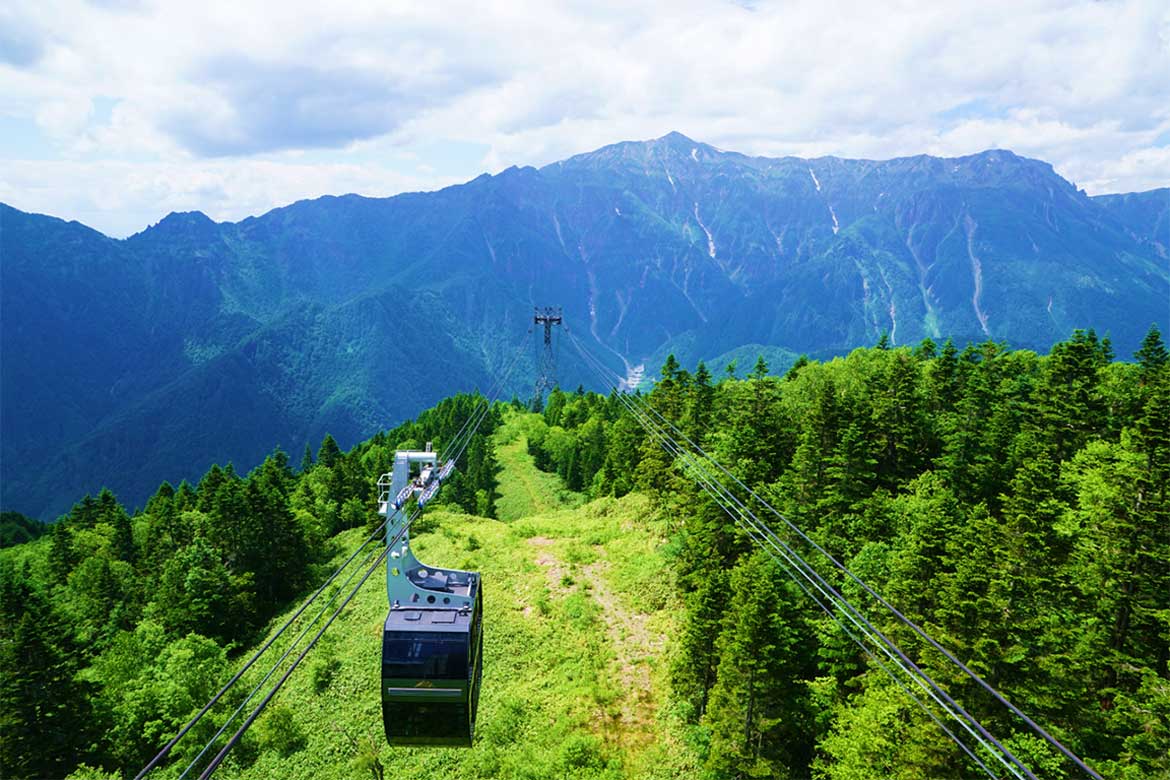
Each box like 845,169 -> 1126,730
378,448 -> 482,747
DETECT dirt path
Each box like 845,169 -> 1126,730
527,536 -> 567,593
581,560 -> 664,749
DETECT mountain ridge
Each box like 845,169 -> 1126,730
2,134 -> 1167,518
13,134 -> 1156,242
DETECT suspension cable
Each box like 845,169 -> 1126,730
142,325 -> 530,779
197,537 -> 397,780
192,329 -> 520,777
566,329 -> 1035,779
442,324 -> 532,463
133,503 -> 401,779
590,364 -> 1006,777
614,352 -> 1102,780
176,540 -> 385,780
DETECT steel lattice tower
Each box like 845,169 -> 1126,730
532,306 -> 563,408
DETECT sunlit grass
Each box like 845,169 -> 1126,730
182,413 -> 695,780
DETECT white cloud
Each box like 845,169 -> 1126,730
0,0 -> 1166,235
0,158 -> 461,237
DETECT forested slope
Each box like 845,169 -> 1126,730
0,395 -> 505,779
2,326 -> 1168,779
524,326 -> 1170,778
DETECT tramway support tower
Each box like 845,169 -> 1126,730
532,305 -> 563,408
377,446 -> 483,747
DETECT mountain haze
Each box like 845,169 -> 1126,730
2,133 -> 1167,518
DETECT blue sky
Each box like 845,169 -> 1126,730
1,0 -> 1167,238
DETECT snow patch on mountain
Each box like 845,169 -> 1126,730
693,202 -> 716,259
965,214 -> 991,336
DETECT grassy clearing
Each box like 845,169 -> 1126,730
178,413 -> 694,780
493,411 -> 585,522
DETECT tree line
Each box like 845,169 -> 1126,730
524,327 -> 1169,779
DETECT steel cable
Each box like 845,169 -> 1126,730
566,329 -> 1029,779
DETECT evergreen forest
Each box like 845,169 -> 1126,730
2,327 -> 1168,779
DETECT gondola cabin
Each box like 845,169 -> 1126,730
378,448 -> 483,747
382,579 -> 482,746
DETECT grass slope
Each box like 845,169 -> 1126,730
166,414 -> 695,780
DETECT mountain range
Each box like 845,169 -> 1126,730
2,132 -> 1167,519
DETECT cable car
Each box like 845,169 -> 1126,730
382,574 -> 482,746
378,449 -> 483,747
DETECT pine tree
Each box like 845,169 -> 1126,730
543,387 -> 567,427
1068,370 -> 1170,690
317,434 -> 342,469
779,370 -> 841,528
47,521 -> 76,583
0,575 -> 95,778
111,502 -> 136,565
671,568 -> 727,721
464,433 -> 500,518
929,337 -> 960,413
654,354 -> 685,422
683,361 -> 715,441
785,355 -> 810,381
1041,329 -> 1110,461
915,336 -> 938,359
703,553 -> 814,778
68,493 -> 101,528
870,350 -> 928,488
173,480 -> 197,512
1135,323 -> 1168,381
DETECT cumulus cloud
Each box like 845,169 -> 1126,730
0,0 -> 1167,235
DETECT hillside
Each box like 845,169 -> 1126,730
1,409 -> 695,780
3,134 -> 1168,519
202,416 -> 691,780
3,332 -> 1169,780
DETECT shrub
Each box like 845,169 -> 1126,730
259,705 -> 306,757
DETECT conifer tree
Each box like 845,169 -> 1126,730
0,575 -> 95,778
1135,323 -> 1168,381
317,434 -> 342,469
111,502 -> 136,565
785,354 -> 810,381
671,568 -> 727,721
683,361 -> 715,441
47,520 -> 76,583
655,354 -> 685,422
929,337 -> 960,413
703,553 -> 813,778
870,351 -> 928,488
752,354 -> 769,380
1041,329 -> 1110,461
